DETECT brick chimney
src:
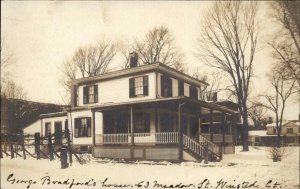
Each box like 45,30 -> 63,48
129,52 -> 138,68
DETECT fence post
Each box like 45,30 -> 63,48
48,134 -> 54,161
204,143 -> 208,164
60,146 -> 69,169
34,133 -> 41,160
65,128 -> 72,165
0,135 -> 3,159
219,146 -> 223,161
21,134 -> 26,160
10,141 -> 14,159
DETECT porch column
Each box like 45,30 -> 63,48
197,107 -> 201,141
222,113 -> 226,147
130,107 -> 134,145
178,102 -> 186,161
210,109 -> 213,142
92,111 -> 95,146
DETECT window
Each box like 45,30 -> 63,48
178,80 -> 184,96
133,113 -> 150,133
83,85 -> 98,104
129,76 -> 148,98
74,117 -> 91,137
161,75 -> 172,97
45,122 -> 51,136
287,128 -> 293,134
189,85 -> 198,99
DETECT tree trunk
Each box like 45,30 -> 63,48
242,113 -> 249,151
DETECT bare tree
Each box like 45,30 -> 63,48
248,100 -> 269,130
193,69 -> 222,101
269,1 -> 300,86
260,67 -> 298,146
134,26 -> 185,72
0,37 -> 14,73
196,1 -> 259,151
1,79 -> 27,100
73,40 -> 117,78
61,39 -> 117,103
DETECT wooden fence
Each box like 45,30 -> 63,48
0,128 -> 84,165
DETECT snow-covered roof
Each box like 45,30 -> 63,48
248,130 -> 268,136
266,121 -> 300,128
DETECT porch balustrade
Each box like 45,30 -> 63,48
95,132 -> 178,144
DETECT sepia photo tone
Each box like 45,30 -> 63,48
1,1 -> 299,189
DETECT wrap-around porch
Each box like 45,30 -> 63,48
92,98 -> 238,153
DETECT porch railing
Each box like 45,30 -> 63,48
155,132 -> 178,143
183,134 -> 204,157
96,132 -> 178,144
199,134 -> 220,154
102,133 -> 129,144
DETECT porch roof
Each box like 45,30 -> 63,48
90,96 -> 238,115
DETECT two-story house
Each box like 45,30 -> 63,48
266,121 -> 300,145
24,56 -> 240,161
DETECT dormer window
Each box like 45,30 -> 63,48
129,76 -> 149,98
83,85 -> 98,104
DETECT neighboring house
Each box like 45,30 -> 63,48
24,57 -> 241,161
249,121 -> 300,146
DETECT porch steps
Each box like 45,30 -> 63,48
183,147 -> 202,162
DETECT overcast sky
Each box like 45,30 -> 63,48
1,1 -> 298,120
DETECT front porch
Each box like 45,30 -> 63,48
90,97 -> 239,161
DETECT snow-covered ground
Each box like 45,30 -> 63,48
1,146 -> 299,189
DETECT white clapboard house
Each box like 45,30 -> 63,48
24,54 -> 240,161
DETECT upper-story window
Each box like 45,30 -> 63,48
74,117 -> 91,138
189,85 -> 198,100
129,76 -> 148,98
178,80 -> 184,96
161,75 -> 172,97
83,85 -> 98,104
287,128 -> 293,134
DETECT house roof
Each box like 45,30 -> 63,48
71,63 -> 209,87
248,130 -> 269,136
39,111 -> 67,119
88,96 -> 238,115
266,121 -> 300,128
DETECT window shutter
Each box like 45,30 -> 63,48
189,85 -> 198,99
161,75 -> 165,97
94,85 -> 98,103
83,86 -> 88,104
74,118 -> 80,138
143,76 -> 149,96
129,78 -> 135,98
87,117 -> 92,137
167,77 -> 172,97
178,80 -> 184,96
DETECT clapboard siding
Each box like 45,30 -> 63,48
77,72 -> 156,106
